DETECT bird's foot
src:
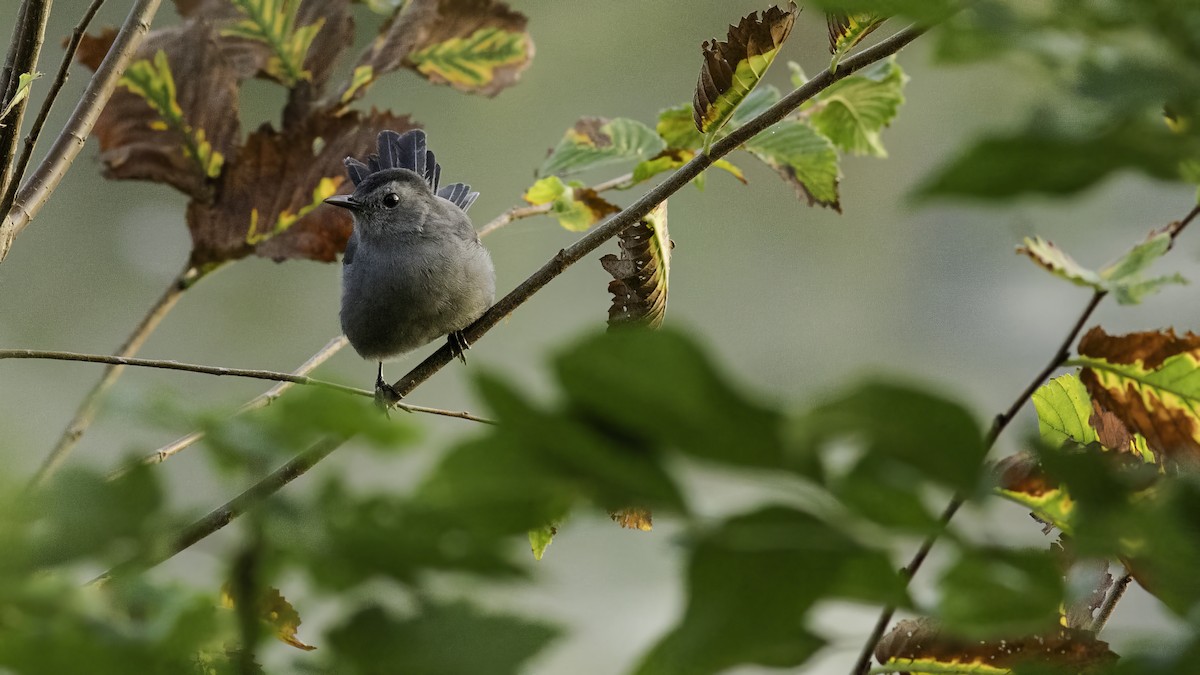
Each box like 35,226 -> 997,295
374,365 -> 403,415
448,330 -> 471,364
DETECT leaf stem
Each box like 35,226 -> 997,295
0,0 -> 108,222
99,23 -> 929,581
0,0 -> 164,264
848,201 -> 1200,674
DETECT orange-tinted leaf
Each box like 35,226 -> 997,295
693,2 -> 797,136
186,110 -> 416,266
1076,327 -> 1200,468
875,618 -> 1117,674
610,507 -> 653,531
348,0 -> 531,101
600,202 -> 670,329
77,23 -> 239,201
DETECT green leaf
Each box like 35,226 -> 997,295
540,117 -> 665,177
744,120 -> 841,210
792,380 -> 987,492
938,548 -> 1064,637
528,524 -> 556,561
656,104 -> 703,150
223,0 -> 322,87
327,602 -> 559,675
1031,373 -> 1099,448
1018,231 -> 1186,305
634,506 -> 906,675
600,201 -> 671,328
917,119 -> 1199,200
553,328 -> 787,471
0,71 -> 40,123
409,26 -> 529,93
693,3 -> 798,138
522,175 -> 620,232
727,85 -> 782,130
809,57 -> 906,157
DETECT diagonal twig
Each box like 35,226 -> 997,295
0,0 -> 108,221
0,0 -> 164,264
94,23 -> 929,581
0,0 -> 51,201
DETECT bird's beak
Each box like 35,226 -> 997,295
324,194 -> 360,212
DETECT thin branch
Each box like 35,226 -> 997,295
848,202 -> 1200,675
476,172 -> 633,239
0,0 -> 108,220
0,0 -> 51,200
32,265 -> 198,486
0,345 -> 495,434
99,23 -> 929,580
0,0 -> 164,264
0,348 -> 373,398
1091,572 -> 1133,633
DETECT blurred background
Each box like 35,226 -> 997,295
1,0 -> 1196,672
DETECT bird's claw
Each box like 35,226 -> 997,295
448,330 -> 471,364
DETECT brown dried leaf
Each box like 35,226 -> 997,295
599,202 -> 670,329
875,618 -> 1117,673
77,22 -> 240,201
610,507 -> 652,531
186,110 -> 415,266
1089,400 -> 1134,454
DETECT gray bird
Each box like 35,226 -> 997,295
324,129 -> 495,404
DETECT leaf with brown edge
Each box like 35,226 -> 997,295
77,22 -> 239,201
523,176 -> 621,232
995,451 -> 1075,534
693,2 -> 797,137
1074,327 -> 1200,469
875,618 -> 1117,674
346,0 -> 532,102
221,584 -> 316,651
826,12 -> 884,68
600,202 -> 670,329
186,110 -> 416,266
610,507 -> 652,531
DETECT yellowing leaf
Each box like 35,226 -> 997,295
693,2 -> 797,137
222,585 -> 316,651
826,12 -> 885,69
600,202 -> 670,328
1018,230 -> 1186,305
995,452 -> 1076,533
223,0 -> 323,87
1032,374 -> 1099,448
809,57 -> 907,157
523,175 -> 619,232
529,523 -> 556,560
1073,327 -> 1200,468
410,26 -> 528,92
632,149 -> 745,186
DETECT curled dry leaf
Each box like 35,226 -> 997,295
600,201 -> 670,329
693,2 -> 797,136
348,0 -> 532,101
76,23 -> 239,201
876,617 -> 1117,674
1076,327 -> 1200,469
221,583 -> 316,651
610,507 -> 653,531
186,110 -> 416,266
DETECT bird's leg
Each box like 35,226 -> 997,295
447,330 -> 471,364
374,362 -> 403,413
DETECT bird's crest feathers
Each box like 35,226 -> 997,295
343,130 -> 480,212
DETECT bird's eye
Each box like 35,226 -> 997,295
382,193 -> 400,208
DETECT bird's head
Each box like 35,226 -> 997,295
324,168 -> 435,236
